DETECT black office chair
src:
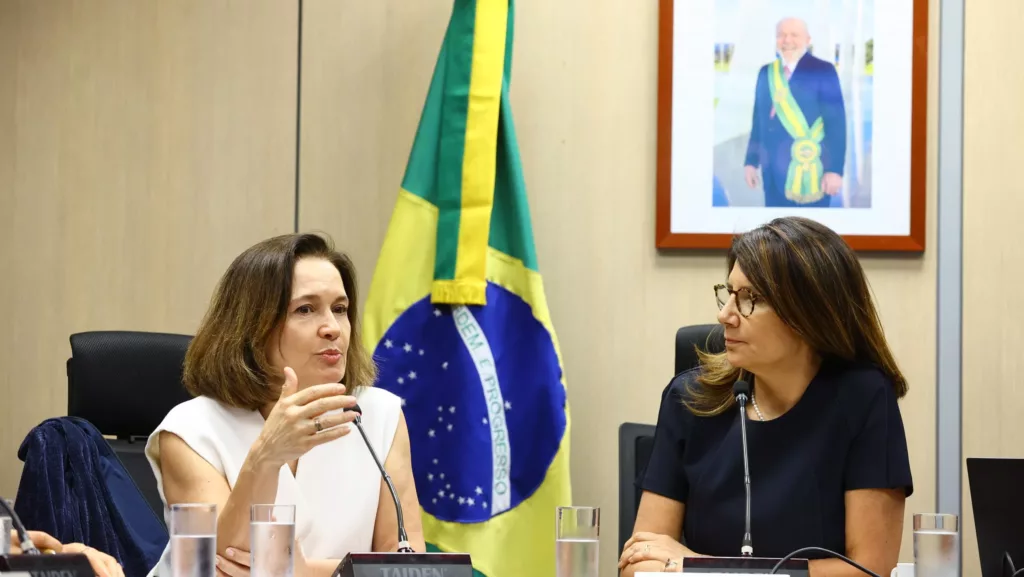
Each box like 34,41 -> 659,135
673,324 -> 724,375
617,324 -> 724,556
67,330 -> 194,525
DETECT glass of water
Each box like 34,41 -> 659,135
556,506 -> 600,577
1,499 -> 13,555
250,504 -> 296,577
1,515 -> 12,555
170,503 -> 217,577
913,513 -> 958,577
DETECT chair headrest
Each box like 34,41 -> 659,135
674,324 -> 724,375
67,331 -> 194,439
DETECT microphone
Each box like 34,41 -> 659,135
0,496 -> 39,555
675,379 -> 813,575
329,404 -> 473,577
733,379 -> 754,557
344,404 -> 415,553
0,495 -> 95,577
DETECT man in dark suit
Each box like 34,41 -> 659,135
744,18 -> 846,208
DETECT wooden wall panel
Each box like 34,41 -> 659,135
0,2 -> 18,490
0,0 -> 298,495
961,0 -> 1024,574
296,0 -> 451,291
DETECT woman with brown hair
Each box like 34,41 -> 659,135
620,217 -> 912,576
144,233 -> 424,577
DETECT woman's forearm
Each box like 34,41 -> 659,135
216,440 -> 282,553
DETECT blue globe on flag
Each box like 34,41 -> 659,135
373,282 -> 566,524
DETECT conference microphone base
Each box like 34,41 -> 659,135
681,556 -> 810,576
331,552 -> 473,577
0,553 -> 94,577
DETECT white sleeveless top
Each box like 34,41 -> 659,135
143,386 -> 402,576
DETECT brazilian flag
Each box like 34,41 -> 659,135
361,1 -> 572,577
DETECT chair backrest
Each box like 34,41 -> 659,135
616,324 -> 725,556
67,330 -> 194,524
68,330 -> 194,438
617,422 -> 656,556
675,323 -> 724,374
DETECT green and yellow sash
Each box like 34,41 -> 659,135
768,59 -> 826,204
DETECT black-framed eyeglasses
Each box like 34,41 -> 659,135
714,284 -> 760,317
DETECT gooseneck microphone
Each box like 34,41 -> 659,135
0,495 -> 39,555
345,404 -> 415,553
683,382 -> 879,577
1,495 -> 97,577
732,379 -> 754,557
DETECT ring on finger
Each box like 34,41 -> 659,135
313,416 -> 323,433
643,544 -> 650,554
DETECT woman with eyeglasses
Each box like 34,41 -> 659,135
619,217 -> 912,577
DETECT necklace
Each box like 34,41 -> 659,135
750,393 -> 766,421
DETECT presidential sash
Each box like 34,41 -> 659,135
768,59 -> 826,204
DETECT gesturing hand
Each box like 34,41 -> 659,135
254,367 -> 359,468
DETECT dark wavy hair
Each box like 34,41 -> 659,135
687,216 -> 907,416
183,233 -> 376,410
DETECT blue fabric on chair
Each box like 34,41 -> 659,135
14,417 -> 168,577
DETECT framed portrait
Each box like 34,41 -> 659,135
655,0 -> 928,251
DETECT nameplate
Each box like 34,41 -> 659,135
332,552 -> 473,577
0,553 -> 94,577
682,556 -> 809,577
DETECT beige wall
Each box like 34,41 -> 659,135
5,1 -> 1020,576
296,0 -> 451,279
961,0 -> 1024,574
0,1 -> 298,492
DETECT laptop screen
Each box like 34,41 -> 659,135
966,458 -> 1024,577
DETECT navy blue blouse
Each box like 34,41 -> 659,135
639,360 -> 913,559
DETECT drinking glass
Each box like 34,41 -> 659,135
555,506 -> 600,577
250,504 -> 296,577
0,499 -> 12,555
913,513 -> 958,577
1,515 -> 12,555
170,504 -> 217,577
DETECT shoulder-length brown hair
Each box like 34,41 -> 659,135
687,216 -> 908,416
183,233 -> 377,410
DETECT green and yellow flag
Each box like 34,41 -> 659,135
362,1 -> 572,577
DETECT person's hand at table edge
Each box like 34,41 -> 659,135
9,529 -> 124,577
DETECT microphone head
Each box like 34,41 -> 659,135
733,379 -> 751,401
345,403 -> 363,415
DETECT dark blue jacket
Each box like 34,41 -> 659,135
14,417 -> 167,577
744,52 -> 847,207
